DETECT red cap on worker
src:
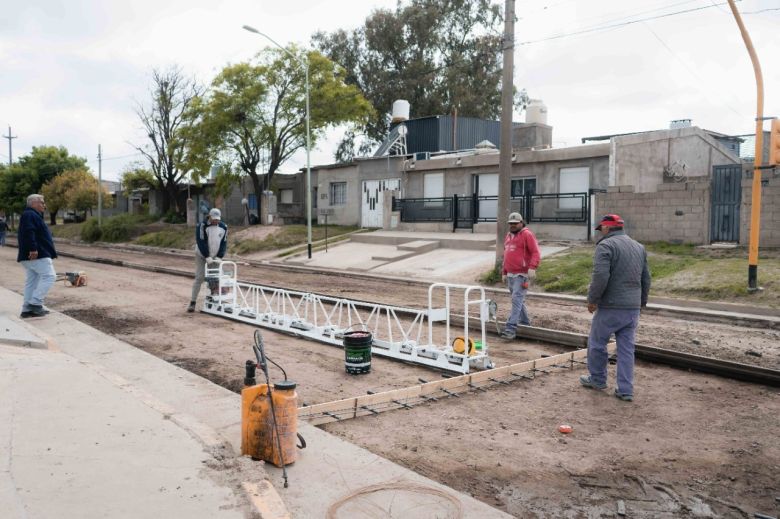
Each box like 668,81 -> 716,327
595,214 -> 624,230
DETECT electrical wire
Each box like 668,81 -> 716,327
641,22 -> 747,119
517,1 -> 740,46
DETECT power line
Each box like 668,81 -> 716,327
517,1 -> 739,46
641,22 -> 747,119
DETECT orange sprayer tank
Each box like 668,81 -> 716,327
241,380 -> 298,467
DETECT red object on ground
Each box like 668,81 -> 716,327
558,424 -> 573,434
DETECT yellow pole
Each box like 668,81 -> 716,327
727,0 -> 763,291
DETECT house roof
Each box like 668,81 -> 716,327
581,128 -> 744,144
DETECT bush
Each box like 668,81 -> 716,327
80,219 -> 102,242
162,210 -> 186,224
480,265 -> 502,285
100,217 -> 132,242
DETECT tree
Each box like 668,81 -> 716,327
16,146 -> 89,224
313,0 -> 523,161
41,169 -> 110,218
0,163 -> 38,225
133,67 -> 203,215
183,47 -> 373,215
119,162 -> 157,195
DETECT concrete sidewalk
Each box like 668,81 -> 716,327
0,287 -> 510,518
282,230 -> 566,282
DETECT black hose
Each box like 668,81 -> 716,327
253,330 -> 289,488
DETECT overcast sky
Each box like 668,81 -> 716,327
1,0 -> 778,181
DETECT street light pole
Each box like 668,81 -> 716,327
242,24 -> 313,259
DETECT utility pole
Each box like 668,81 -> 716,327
98,144 -> 103,226
2,125 -> 17,165
496,0 -> 515,268
726,0 -> 764,291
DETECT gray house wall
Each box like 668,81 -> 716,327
611,127 -> 739,192
596,182 -> 711,244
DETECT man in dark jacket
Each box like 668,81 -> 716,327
17,194 -> 58,318
580,214 -> 651,402
188,208 -> 228,312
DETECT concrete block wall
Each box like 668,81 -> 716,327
596,181 -> 710,244
740,174 -> 780,247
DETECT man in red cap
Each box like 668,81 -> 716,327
580,214 -> 651,402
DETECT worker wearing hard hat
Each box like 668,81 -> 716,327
500,212 -> 540,339
188,208 -> 228,313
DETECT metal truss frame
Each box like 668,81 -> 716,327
201,261 -> 493,374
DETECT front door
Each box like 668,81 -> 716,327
710,164 -> 741,242
361,179 -> 401,228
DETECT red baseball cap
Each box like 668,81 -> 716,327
595,214 -> 624,230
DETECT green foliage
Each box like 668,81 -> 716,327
17,145 -> 88,192
0,164 -> 38,215
535,250 -> 595,295
100,217 -> 133,242
645,241 -> 696,256
49,220 -> 85,240
183,48 -> 373,200
80,219 -> 103,242
313,0 -> 512,160
41,169 -> 109,217
230,225 -> 359,255
479,264 -> 502,285
162,210 -> 186,224
135,230 -> 192,249
119,162 -> 157,194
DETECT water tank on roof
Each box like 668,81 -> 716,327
526,99 -> 548,125
391,100 -> 410,123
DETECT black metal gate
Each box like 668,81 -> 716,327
710,164 -> 742,242
453,194 -> 475,230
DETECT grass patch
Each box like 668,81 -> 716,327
479,264 -> 503,285
231,224 -> 360,255
50,221 -> 86,240
535,249 -> 594,295
135,229 -> 193,249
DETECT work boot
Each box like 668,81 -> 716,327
187,301 -> 196,313
614,389 -> 634,402
579,375 -> 607,390
500,329 -> 515,340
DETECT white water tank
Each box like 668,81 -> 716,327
526,99 -> 548,125
391,100 -> 410,123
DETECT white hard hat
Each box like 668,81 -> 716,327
208,208 -> 221,221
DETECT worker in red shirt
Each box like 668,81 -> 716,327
501,212 -> 541,339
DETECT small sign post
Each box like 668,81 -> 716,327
318,208 -> 334,252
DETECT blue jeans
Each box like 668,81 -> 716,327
0,231 -> 6,246
505,275 -> 531,333
21,258 -> 56,311
587,307 -> 640,396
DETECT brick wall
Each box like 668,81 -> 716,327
595,181 -> 710,244
740,174 -> 780,247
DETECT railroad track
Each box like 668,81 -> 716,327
6,238 -> 780,387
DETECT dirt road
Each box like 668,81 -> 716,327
2,244 -> 778,517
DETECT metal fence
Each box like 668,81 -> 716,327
393,192 -> 590,229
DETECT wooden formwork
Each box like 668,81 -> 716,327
299,344 -> 615,425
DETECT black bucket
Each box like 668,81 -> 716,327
343,330 -> 372,374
